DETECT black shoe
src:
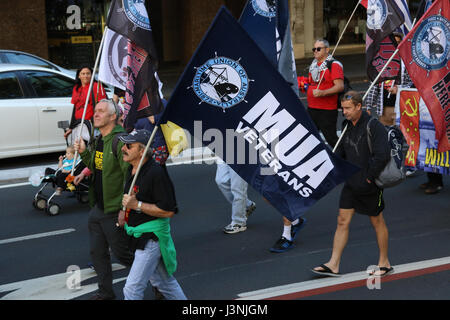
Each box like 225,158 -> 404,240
270,237 -> 294,253
89,293 -> 115,300
153,286 -> 165,300
419,182 -> 430,190
425,185 -> 443,194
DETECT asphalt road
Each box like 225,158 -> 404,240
0,162 -> 449,301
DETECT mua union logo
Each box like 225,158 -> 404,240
251,0 -> 276,19
123,0 -> 151,30
411,13 -> 450,72
107,32 -> 128,87
191,54 -> 251,110
366,0 -> 388,30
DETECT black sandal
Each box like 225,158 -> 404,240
311,264 -> 341,277
369,266 -> 394,277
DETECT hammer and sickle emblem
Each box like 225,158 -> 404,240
402,96 -> 418,117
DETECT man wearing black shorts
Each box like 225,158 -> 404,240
312,91 -> 393,277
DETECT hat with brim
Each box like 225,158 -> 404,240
118,129 -> 151,145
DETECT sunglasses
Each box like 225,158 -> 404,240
343,94 -> 353,100
312,47 -> 325,52
125,143 -> 133,150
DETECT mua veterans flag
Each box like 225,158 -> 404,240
106,0 -> 162,132
159,7 -> 359,221
397,0 -> 450,152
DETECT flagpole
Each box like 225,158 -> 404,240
317,0 -> 362,89
71,26 -> 108,176
121,125 -> 159,212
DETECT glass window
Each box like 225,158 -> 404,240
0,72 -> 23,99
4,53 -> 55,70
24,71 -> 75,98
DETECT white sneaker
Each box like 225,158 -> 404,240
223,223 -> 247,234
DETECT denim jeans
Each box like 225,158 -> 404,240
215,163 -> 253,226
123,239 -> 187,300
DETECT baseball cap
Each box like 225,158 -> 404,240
118,129 -> 151,145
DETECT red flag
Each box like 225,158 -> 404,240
397,0 -> 450,152
361,0 -> 368,9
399,90 -> 421,167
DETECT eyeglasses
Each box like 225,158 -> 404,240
312,47 -> 325,52
125,143 -> 133,150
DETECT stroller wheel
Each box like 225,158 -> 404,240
77,192 -> 89,204
33,197 -> 47,211
46,202 -> 61,216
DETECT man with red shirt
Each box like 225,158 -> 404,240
307,39 -> 344,149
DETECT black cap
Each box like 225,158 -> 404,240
118,129 -> 151,145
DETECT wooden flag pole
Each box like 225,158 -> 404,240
71,26 -> 108,176
317,0 -> 362,89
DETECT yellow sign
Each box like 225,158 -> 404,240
71,36 -> 93,44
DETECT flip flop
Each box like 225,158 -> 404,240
369,266 -> 394,277
311,264 -> 341,277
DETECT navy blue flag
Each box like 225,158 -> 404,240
159,7 -> 359,221
239,0 -> 278,67
240,0 -> 299,96
106,0 -> 163,131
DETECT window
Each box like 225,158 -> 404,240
0,72 -> 23,99
24,71 -> 75,98
4,53 -> 55,70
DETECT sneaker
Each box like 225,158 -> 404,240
270,237 -> 294,253
291,217 -> 307,241
246,202 -> 256,218
223,223 -> 247,234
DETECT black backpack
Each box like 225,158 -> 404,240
326,59 -> 352,109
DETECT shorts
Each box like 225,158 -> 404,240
339,184 -> 384,216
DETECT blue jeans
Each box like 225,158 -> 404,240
123,239 -> 187,300
215,163 -> 253,226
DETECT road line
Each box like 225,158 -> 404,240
236,256 -> 450,300
0,228 -> 76,245
0,182 -> 31,189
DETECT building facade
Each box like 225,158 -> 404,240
0,0 -> 424,70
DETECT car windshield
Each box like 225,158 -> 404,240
4,52 -> 55,70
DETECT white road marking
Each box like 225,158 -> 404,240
0,182 -> 31,189
236,256 -> 450,300
0,264 -> 126,300
0,228 -> 76,245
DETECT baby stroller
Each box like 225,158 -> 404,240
31,120 -> 93,216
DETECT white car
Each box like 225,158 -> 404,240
0,64 -> 80,159
0,50 -> 76,79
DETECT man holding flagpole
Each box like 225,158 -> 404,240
306,39 -> 344,149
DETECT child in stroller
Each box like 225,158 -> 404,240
55,145 -> 76,195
